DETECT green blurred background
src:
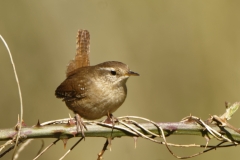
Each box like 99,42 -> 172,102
1,0 -> 240,159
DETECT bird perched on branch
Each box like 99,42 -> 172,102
55,30 -> 139,137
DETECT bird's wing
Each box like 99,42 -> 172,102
55,74 -> 88,101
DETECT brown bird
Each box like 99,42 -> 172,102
55,30 -> 139,136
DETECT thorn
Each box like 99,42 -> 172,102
72,131 -> 77,137
225,101 -> 230,108
70,118 -> 76,125
66,119 -> 75,127
62,138 -> 68,149
15,115 -> 26,130
133,137 -> 138,149
66,114 -> 75,127
35,119 -> 42,127
14,124 -> 19,131
21,120 -> 26,127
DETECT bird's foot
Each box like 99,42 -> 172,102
104,113 -> 118,125
75,113 -> 87,138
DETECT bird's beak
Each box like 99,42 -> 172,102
126,70 -> 139,76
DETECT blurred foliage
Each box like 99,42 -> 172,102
1,0 -> 240,160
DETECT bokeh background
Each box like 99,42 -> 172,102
1,1 -> 240,160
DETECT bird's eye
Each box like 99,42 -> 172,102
110,70 -> 117,75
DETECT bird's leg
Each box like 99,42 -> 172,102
102,113 -> 118,153
75,113 -> 87,138
105,113 -> 119,137
105,113 -> 118,125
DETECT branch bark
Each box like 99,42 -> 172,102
1,120 -> 240,142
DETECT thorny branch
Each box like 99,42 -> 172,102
1,31 -> 240,159
0,102 -> 240,159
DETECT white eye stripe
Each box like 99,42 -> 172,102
99,67 -> 116,71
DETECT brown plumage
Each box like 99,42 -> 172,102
56,61 -> 138,120
55,30 -> 139,136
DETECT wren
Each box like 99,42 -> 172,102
55,30 -> 139,136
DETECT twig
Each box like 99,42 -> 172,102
0,140 -> 24,158
33,139 -> 60,160
1,115 -> 240,159
0,140 -> 13,153
59,137 -> 83,160
13,139 -> 33,160
0,35 -> 24,160
123,119 -> 160,137
97,139 -> 110,160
